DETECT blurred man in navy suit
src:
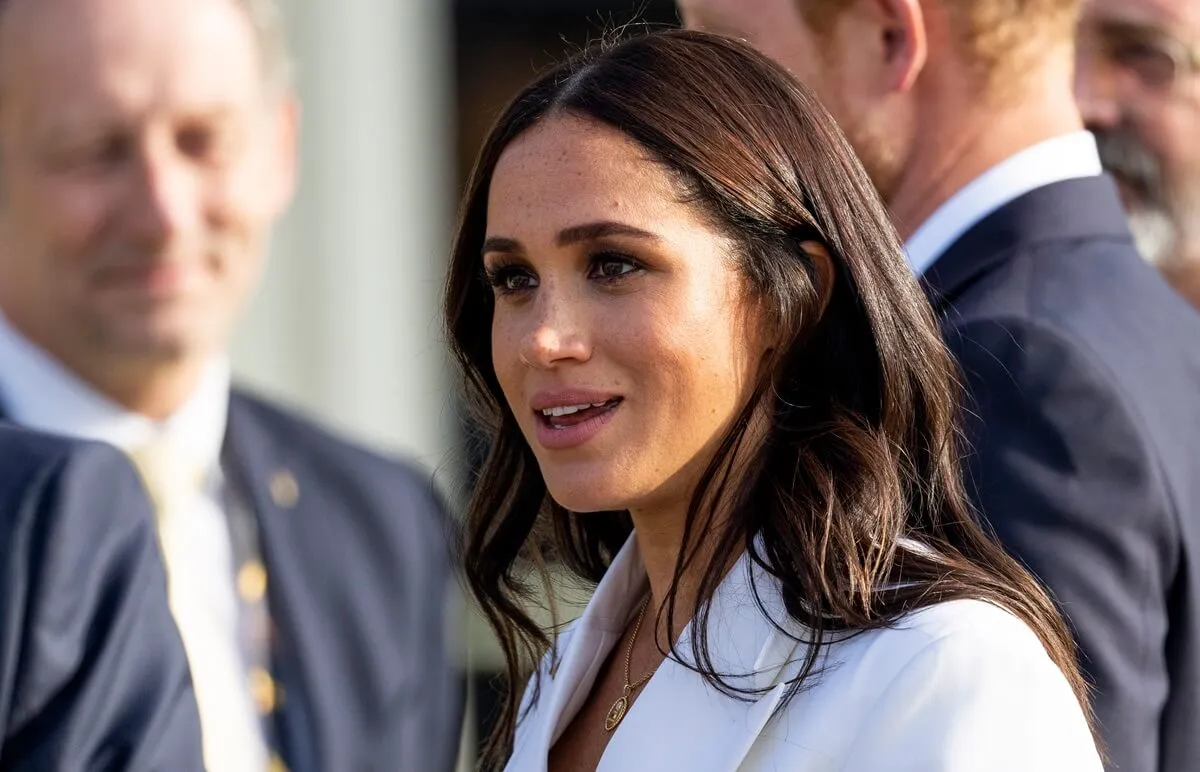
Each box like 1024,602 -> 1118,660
0,0 -> 462,769
681,1 -> 1200,770
0,425 -> 205,771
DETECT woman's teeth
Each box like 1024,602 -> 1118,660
541,402 -> 610,417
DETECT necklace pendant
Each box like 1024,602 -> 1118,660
604,695 -> 629,732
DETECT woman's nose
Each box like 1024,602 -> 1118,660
518,298 -> 591,369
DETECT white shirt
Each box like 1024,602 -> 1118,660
506,536 -> 1102,771
0,314 -> 229,464
0,312 -> 269,771
905,130 -> 1103,276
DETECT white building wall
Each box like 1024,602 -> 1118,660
227,2 -> 476,765
231,0 -> 459,486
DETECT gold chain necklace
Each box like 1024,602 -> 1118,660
603,595 -> 654,732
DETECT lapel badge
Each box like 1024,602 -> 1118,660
269,469 -> 300,509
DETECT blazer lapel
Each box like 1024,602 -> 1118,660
222,395 -> 323,772
506,538 -> 647,772
596,548 -> 801,772
922,174 -> 1133,314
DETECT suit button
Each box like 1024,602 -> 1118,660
237,561 -> 268,603
249,667 -> 281,713
269,470 -> 299,508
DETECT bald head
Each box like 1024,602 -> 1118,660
0,0 -> 298,417
0,0 -> 292,96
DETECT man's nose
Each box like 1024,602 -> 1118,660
1075,51 -> 1125,130
126,140 -> 203,246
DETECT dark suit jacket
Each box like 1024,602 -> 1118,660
0,425 -> 205,771
924,174 -> 1200,772
223,390 -> 462,772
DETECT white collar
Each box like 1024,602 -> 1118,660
0,311 -> 231,474
904,130 -> 1103,276
512,537 -> 803,772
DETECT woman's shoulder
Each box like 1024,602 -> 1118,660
885,597 -> 1053,652
761,598 -> 1101,770
825,598 -> 1068,690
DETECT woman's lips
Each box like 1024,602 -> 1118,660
533,398 -> 623,450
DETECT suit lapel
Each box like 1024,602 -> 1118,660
507,537 -> 802,772
598,676 -> 786,772
921,174 -> 1133,314
597,548 -> 800,771
222,394 -> 324,772
505,538 -> 646,771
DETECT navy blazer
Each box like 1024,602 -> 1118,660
0,425 -> 205,771
924,174 -> 1200,772
222,390 -> 463,772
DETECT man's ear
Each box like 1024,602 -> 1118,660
870,0 -> 928,93
266,95 -> 301,216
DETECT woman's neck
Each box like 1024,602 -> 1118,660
628,509 -> 686,621
628,502 -> 736,645
629,404 -> 768,639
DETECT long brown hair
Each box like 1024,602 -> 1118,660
446,29 -> 1095,769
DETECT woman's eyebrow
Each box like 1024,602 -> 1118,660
556,220 -> 661,247
481,236 -> 521,256
483,221 -> 660,257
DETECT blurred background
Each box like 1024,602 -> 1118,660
230,0 -> 676,766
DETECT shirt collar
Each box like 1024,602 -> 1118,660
904,130 -> 1103,276
0,311 -> 230,474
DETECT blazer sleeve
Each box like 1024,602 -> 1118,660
837,624 -> 1102,771
947,317 -> 1175,772
0,439 -> 205,771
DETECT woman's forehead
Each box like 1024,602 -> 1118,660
486,115 -> 710,241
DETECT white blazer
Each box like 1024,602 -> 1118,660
504,537 -> 1103,771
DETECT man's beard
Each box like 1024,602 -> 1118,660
816,85 -> 904,204
1093,126 -> 1195,267
840,115 -> 903,205
1126,207 -> 1176,266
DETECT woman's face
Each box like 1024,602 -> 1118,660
484,114 -> 771,518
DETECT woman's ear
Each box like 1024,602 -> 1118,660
798,239 -> 836,319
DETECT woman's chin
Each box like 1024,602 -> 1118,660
544,480 -> 628,515
547,491 -> 623,514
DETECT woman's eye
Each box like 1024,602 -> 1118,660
590,254 -> 640,281
486,266 -> 538,295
